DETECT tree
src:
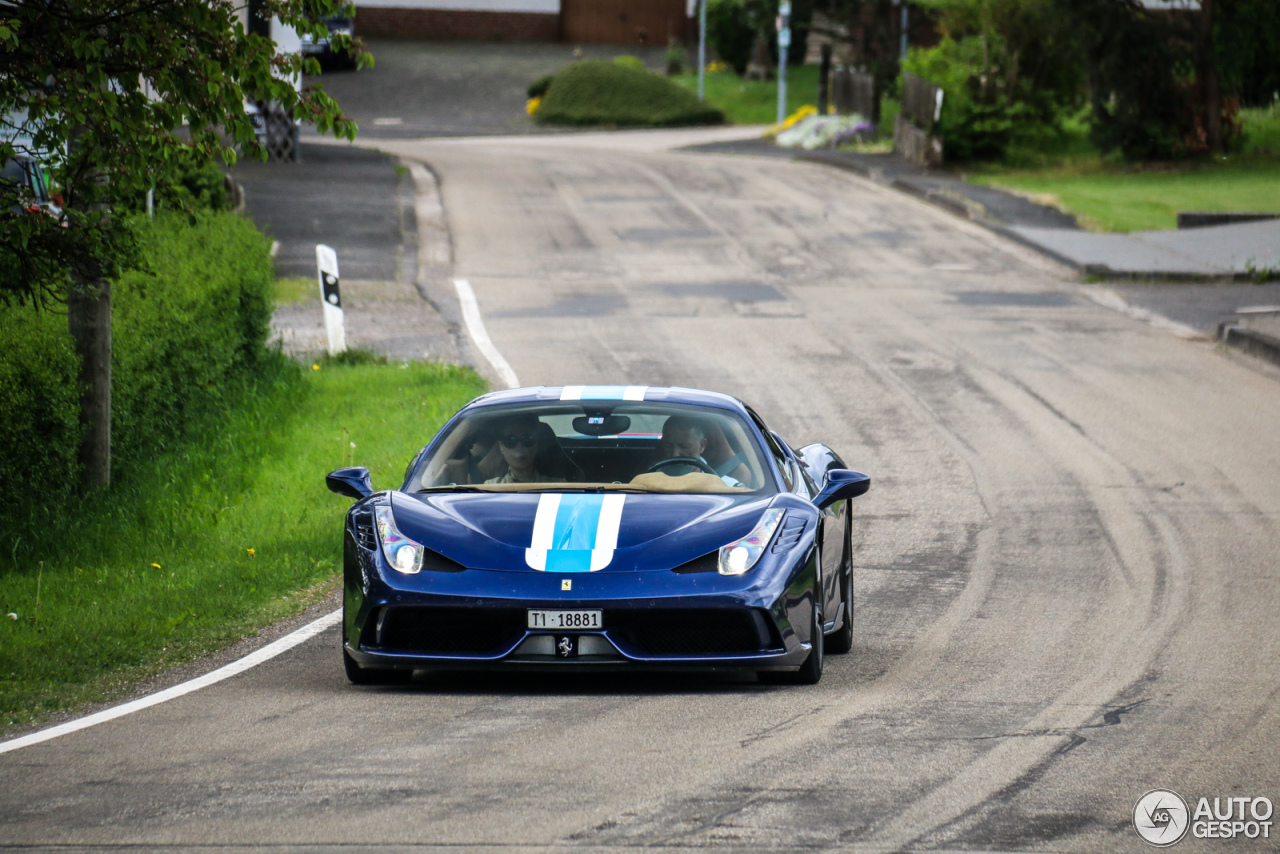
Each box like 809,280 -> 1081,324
0,0 -> 365,490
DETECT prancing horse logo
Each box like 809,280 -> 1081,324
557,636 -> 575,658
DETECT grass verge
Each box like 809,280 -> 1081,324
0,358 -> 484,734
669,66 -> 821,125
967,156 -> 1280,232
272,276 -> 314,305
966,108 -> 1280,232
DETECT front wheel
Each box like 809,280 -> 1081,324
343,648 -> 412,685
826,569 -> 854,655
785,596 -> 824,685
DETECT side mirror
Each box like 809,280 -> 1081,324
814,469 -> 870,509
327,466 -> 373,499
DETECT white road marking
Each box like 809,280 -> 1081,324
453,277 -> 520,390
0,609 -> 342,755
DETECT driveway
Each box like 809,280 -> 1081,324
306,40 -> 670,139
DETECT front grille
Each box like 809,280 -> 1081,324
607,608 -> 768,656
771,515 -> 807,553
672,552 -> 718,573
375,606 -> 525,655
353,511 -> 376,549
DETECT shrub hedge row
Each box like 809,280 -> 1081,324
536,61 -> 724,127
0,211 -> 275,528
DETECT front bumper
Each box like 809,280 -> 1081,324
343,530 -> 818,672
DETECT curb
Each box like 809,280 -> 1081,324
1217,323 -> 1280,368
792,149 -> 1275,284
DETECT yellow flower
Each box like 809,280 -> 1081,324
247,548 -> 256,557
780,105 -> 817,130
312,363 -> 320,371
151,563 -> 161,569
707,60 -> 728,73
526,96 -> 541,116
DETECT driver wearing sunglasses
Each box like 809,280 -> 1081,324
483,414 -> 566,485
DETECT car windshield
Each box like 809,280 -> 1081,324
411,402 -> 775,495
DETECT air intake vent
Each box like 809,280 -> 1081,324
672,552 -> 718,573
353,511 -> 376,550
422,548 -> 466,572
771,515 -> 807,553
376,607 -> 525,655
607,609 -> 769,655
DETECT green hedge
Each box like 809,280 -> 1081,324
0,211 -> 275,529
536,60 -> 725,127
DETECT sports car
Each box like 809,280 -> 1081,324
327,385 -> 870,685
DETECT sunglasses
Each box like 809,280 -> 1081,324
500,434 -> 537,449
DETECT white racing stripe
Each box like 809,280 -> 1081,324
0,609 -> 343,755
454,278 -> 521,390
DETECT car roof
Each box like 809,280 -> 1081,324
462,386 -> 751,416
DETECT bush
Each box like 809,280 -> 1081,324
0,307 -> 80,503
528,74 -> 554,99
116,149 -> 232,217
0,211 -> 276,531
613,55 -> 647,72
536,60 -> 724,127
706,0 -> 755,75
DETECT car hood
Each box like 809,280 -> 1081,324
388,491 -> 778,573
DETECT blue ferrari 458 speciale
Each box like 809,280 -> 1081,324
327,385 -> 869,684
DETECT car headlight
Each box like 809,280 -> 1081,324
374,506 -> 423,574
718,508 -> 784,575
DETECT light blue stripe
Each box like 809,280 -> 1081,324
545,550 -> 593,573
579,385 -> 627,400
551,494 -> 604,551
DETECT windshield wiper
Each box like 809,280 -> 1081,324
415,485 -> 488,493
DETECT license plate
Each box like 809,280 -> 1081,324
527,609 -> 602,630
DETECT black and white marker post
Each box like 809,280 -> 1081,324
316,243 -> 346,356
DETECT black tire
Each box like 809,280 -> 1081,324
826,569 -> 854,655
343,648 -> 412,685
790,596 -> 824,684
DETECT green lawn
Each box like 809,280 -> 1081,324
0,357 -> 484,732
670,65 -> 822,125
967,108 -> 1280,232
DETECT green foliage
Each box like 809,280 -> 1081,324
536,61 -> 725,127
116,150 -> 232,217
706,0 -> 756,75
670,65 -> 821,125
1065,0 -> 1194,160
0,211 -> 276,531
528,74 -> 555,99
0,0 -> 366,307
0,308 -> 80,501
1216,0 -> 1280,108
613,55 -> 647,72
0,359 -> 486,731
902,0 -> 1084,162
665,38 -> 688,75
706,0 -> 809,76
319,347 -> 389,367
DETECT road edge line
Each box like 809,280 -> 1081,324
0,609 -> 342,755
453,277 -> 520,389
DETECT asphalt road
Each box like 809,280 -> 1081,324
5,131 -> 1280,853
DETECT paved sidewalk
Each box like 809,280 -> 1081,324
1010,219 -> 1280,279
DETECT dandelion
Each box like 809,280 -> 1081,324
312,363 -> 320,371
247,548 -> 256,557
707,60 -> 728,73
526,96 -> 541,116
151,563 -> 161,569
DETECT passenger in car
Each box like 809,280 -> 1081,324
484,414 -> 568,485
